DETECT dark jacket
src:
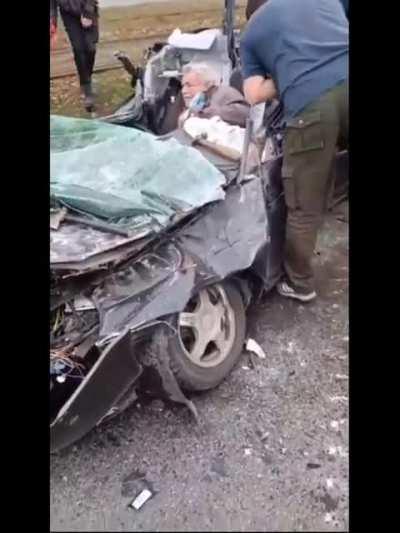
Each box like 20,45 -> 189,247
50,0 -> 99,21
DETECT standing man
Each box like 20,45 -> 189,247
50,1 -> 99,112
241,0 -> 348,302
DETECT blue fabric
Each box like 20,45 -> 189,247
339,0 -> 349,18
240,0 -> 349,117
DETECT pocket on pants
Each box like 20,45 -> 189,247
281,164 -> 297,210
282,110 -> 328,213
286,111 -> 324,155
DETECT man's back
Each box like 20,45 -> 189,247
241,0 -> 348,117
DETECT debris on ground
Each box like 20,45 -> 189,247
326,478 -> 334,490
150,399 -> 165,412
210,456 -> 228,478
130,489 -> 153,510
121,469 -> 149,498
330,420 -> 340,431
329,395 -> 348,403
320,492 -> 339,512
327,445 -> 348,458
245,338 -> 266,359
306,463 -> 321,469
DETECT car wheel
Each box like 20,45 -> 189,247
166,281 -> 246,391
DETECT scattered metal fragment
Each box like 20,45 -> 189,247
245,338 -> 266,360
130,489 -> 153,510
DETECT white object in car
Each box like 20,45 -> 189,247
183,116 -> 245,155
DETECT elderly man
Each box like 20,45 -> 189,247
180,63 -> 250,128
241,0 -> 348,302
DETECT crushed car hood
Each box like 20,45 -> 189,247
50,116 -> 230,268
50,115 -> 226,232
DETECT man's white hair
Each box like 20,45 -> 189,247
182,62 -> 221,87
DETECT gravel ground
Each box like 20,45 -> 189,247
50,215 -> 349,532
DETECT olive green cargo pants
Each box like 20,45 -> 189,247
282,81 -> 349,293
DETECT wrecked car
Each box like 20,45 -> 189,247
50,0 -> 348,453
50,109 -> 285,452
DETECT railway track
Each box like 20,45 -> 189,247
50,3 -> 245,79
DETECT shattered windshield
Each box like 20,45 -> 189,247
50,116 -> 226,233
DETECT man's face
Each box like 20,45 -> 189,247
182,72 -> 208,107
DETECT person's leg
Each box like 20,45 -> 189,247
60,10 -> 91,88
328,82 -> 349,218
278,83 -> 346,301
337,81 -> 349,147
83,21 -> 99,83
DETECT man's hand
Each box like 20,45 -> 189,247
50,17 -> 57,34
243,76 -> 277,105
50,18 -> 57,48
81,16 -> 93,28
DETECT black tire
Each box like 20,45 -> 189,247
167,281 -> 246,391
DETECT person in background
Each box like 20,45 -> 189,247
179,63 -> 250,128
50,1 -> 99,112
241,0 -> 348,302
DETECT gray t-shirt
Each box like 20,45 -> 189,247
240,0 -> 349,118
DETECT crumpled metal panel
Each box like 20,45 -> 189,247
177,178 -> 268,280
93,245 -> 196,338
50,222 -> 149,267
95,177 -> 271,339
50,329 -> 142,453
